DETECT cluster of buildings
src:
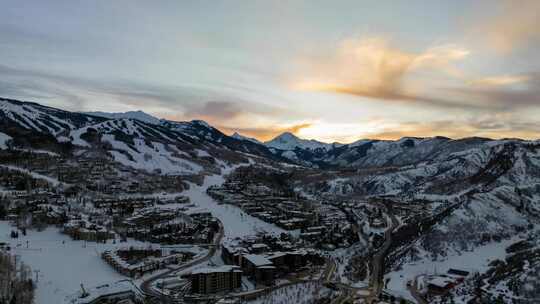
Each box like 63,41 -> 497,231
220,235 -> 325,288
63,217 -> 115,242
121,207 -> 219,245
102,247 -> 193,278
0,149 -> 191,198
208,180 -> 358,249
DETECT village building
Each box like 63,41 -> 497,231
188,265 -> 242,294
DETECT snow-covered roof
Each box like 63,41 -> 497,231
244,254 -> 273,266
65,280 -> 140,304
427,276 -> 455,288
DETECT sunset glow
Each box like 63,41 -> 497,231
1,0 -> 540,142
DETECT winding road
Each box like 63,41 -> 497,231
367,208 -> 400,303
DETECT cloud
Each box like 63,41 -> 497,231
474,0 -> 540,53
182,100 -> 281,122
0,63 -> 283,117
0,63 -> 306,140
445,72 -> 540,109
365,115 -> 540,140
290,37 -> 471,108
469,75 -> 529,87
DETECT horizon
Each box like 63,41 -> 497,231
4,95 -> 533,145
1,1 -> 540,142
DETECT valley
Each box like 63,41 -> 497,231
0,97 -> 539,304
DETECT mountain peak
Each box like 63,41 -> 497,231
273,132 -> 299,142
231,132 -> 261,144
265,132 -> 333,151
85,110 -> 161,125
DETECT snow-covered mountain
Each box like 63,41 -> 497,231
265,132 -> 336,151
2,96 -> 539,176
231,132 -> 261,144
84,110 -> 161,125
0,97 -> 283,175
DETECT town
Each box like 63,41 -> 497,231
0,147 -> 478,304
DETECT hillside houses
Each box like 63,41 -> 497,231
208,180 -> 358,248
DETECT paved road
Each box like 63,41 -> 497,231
358,202 -> 400,304
140,221 -> 224,302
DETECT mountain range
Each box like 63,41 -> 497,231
1,97 -> 539,173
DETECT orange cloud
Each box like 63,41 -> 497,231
365,118 -> 540,141
290,37 -> 469,106
469,75 -> 529,87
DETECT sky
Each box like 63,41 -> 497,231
1,0 -> 540,143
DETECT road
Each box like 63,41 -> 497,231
140,221 -> 224,302
340,201 -> 399,304
367,209 -> 399,302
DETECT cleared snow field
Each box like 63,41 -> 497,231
183,173 -> 288,241
0,221 -> 186,304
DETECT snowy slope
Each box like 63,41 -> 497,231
0,132 -> 12,149
231,132 -> 261,144
84,110 -> 161,125
265,132 -> 336,151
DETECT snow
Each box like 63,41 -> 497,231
231,132 -> 261,144
385,237 -> 520,300
104,136 -> 203,175
265,132 -> 335,151
243,254 -> 273,266
182,171 -> 287,240
0,222 -> 124,304
0,164 -> 63,186
246,281 -> 334,304
14,148 -> 60,157
0,99 -> 76,134
69,127 -> 92,147
0,131 -> 12,149
84,111 -> 161,125
0,221 -> 206,304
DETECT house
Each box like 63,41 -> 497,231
426,276 -> 456,295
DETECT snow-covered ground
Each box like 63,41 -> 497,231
183,173 -> 288,241
0,131 -> 12,149
384,237 -> 521,301
0,165 -> 63,186
246,281 -> 334,304
0,222 -> 126,303
0,222 -> 205,304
